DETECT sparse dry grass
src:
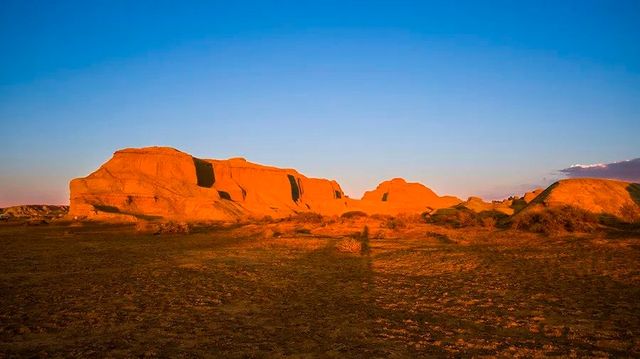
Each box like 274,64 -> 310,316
336,238 -> 362,253
511,205 -> 600,235
0,220 -> 639,357
135,221 -> 191,234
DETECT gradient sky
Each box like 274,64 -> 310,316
1,0 -> 639,206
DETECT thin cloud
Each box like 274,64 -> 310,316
559,158 -> 640,182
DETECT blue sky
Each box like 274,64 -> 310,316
1,0 -> 639,205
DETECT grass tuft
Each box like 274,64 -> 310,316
341,211 -> 368,219
510,205 -> 598,235
426,208 -> 508,229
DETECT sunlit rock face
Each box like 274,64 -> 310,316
70,147 -> 236,221
69,147 -> 467,221
205,156 -> 346,217
523,188 -> 544,204
519,178 -> 640,218
360,178 -> 462,213
69,147 -> 346,221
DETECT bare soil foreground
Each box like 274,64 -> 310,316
1,219 -> 639,357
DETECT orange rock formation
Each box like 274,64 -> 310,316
69,147 -> 348,221
360,178 -> 461,213
70,147 -> 460,221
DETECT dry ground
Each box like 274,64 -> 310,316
1,220 -> 639,357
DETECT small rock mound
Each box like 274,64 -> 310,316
457,196 -> 514,215
361,178 -> 461,211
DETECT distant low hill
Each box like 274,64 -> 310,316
453,188 -> 544,216
519,178 -> 640,219
0,205 -> 69,219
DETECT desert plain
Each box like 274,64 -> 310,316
0,212 -> 639,357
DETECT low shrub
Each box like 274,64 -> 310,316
341,211 -> 368,219
426,207 -> 476,228
619,203 -> 640,223
291,212 -> 324,223
25,219 -> 48,226
480,216 -> 497,228
426,231 -> 454,244
384,213 -> 424,230
384,217 -> 404,230
370,214 -> 392,221
477,211 -> 509,228
246,215 -> 281,224
294,227 -> 312,235
426,208 -> 508,228
148,221 -> 190,235
399,213 -> 425,224
510,206 -> 598,235
322,216 -> 339,225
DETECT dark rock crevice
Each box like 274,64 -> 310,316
193,157 -> 215,188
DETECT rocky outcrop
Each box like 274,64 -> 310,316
360,178 -> 461,213
519,178 -> 640,218
78,147 -> 639,223
69,147 -> 466,221
69,147 -> 346,221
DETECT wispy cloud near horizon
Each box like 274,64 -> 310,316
559,158 -> 640,183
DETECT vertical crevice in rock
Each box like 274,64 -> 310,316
288,174 -> 300,202
297,178 -> 304,196
193,157 -> 215,188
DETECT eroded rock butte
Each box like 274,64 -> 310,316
69,147 -> 461,221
